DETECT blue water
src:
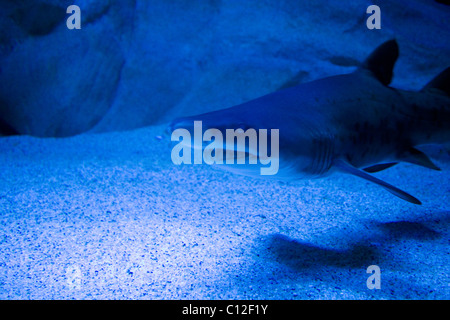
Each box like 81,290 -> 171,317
0,0 -> 448,300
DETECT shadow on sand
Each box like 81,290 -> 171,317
267,211 -> 449,271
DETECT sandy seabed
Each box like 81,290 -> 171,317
0,125 -> 448,299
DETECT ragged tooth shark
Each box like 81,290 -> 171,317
169,40 -> 450,205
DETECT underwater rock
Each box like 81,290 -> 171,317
278,70 -> 309,90
327,56 -> 360,67
0,1 -> 125,137
88,0 -> 218,133
0,116 -> 18,136
10,2 -> 65,37
435,0 -> 450,5
1,0 -> 449,136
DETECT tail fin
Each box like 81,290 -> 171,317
422,67 -> 450,96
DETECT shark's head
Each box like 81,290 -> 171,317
168,106 -> 254,134
168,106 -> 284,176
167,98 -> 333,179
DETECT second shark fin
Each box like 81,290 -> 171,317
363,162 -> 398,173
400,147 -> 441,171
334,159 -> 422,205
422,66 -> 450,96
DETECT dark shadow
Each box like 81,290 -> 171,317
277,71 -> 309,90
267,234 -> 381,270
10,3 -> 66,36
232,211 -> 450,299
0,117 -> 19,136
375,210 -> 450,243
377,221 -> 442,241
435,0 -> 450,6
266,211 -> 449,271
328,55 -> 360,67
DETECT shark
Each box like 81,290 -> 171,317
168,40 -> 450,205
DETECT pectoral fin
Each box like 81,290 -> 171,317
334,159 -> 422,205
363,162 -> 398,173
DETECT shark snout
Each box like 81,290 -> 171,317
166,117 -> 194,135
167,117 -> 211,150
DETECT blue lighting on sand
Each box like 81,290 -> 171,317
0,1 -> 449,300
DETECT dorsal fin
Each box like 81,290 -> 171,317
422,67 -> 450,96
360,39 -> 399,86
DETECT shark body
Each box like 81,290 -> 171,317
169,40 -> 450,204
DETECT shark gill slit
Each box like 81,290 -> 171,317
310,136 -> 334,176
